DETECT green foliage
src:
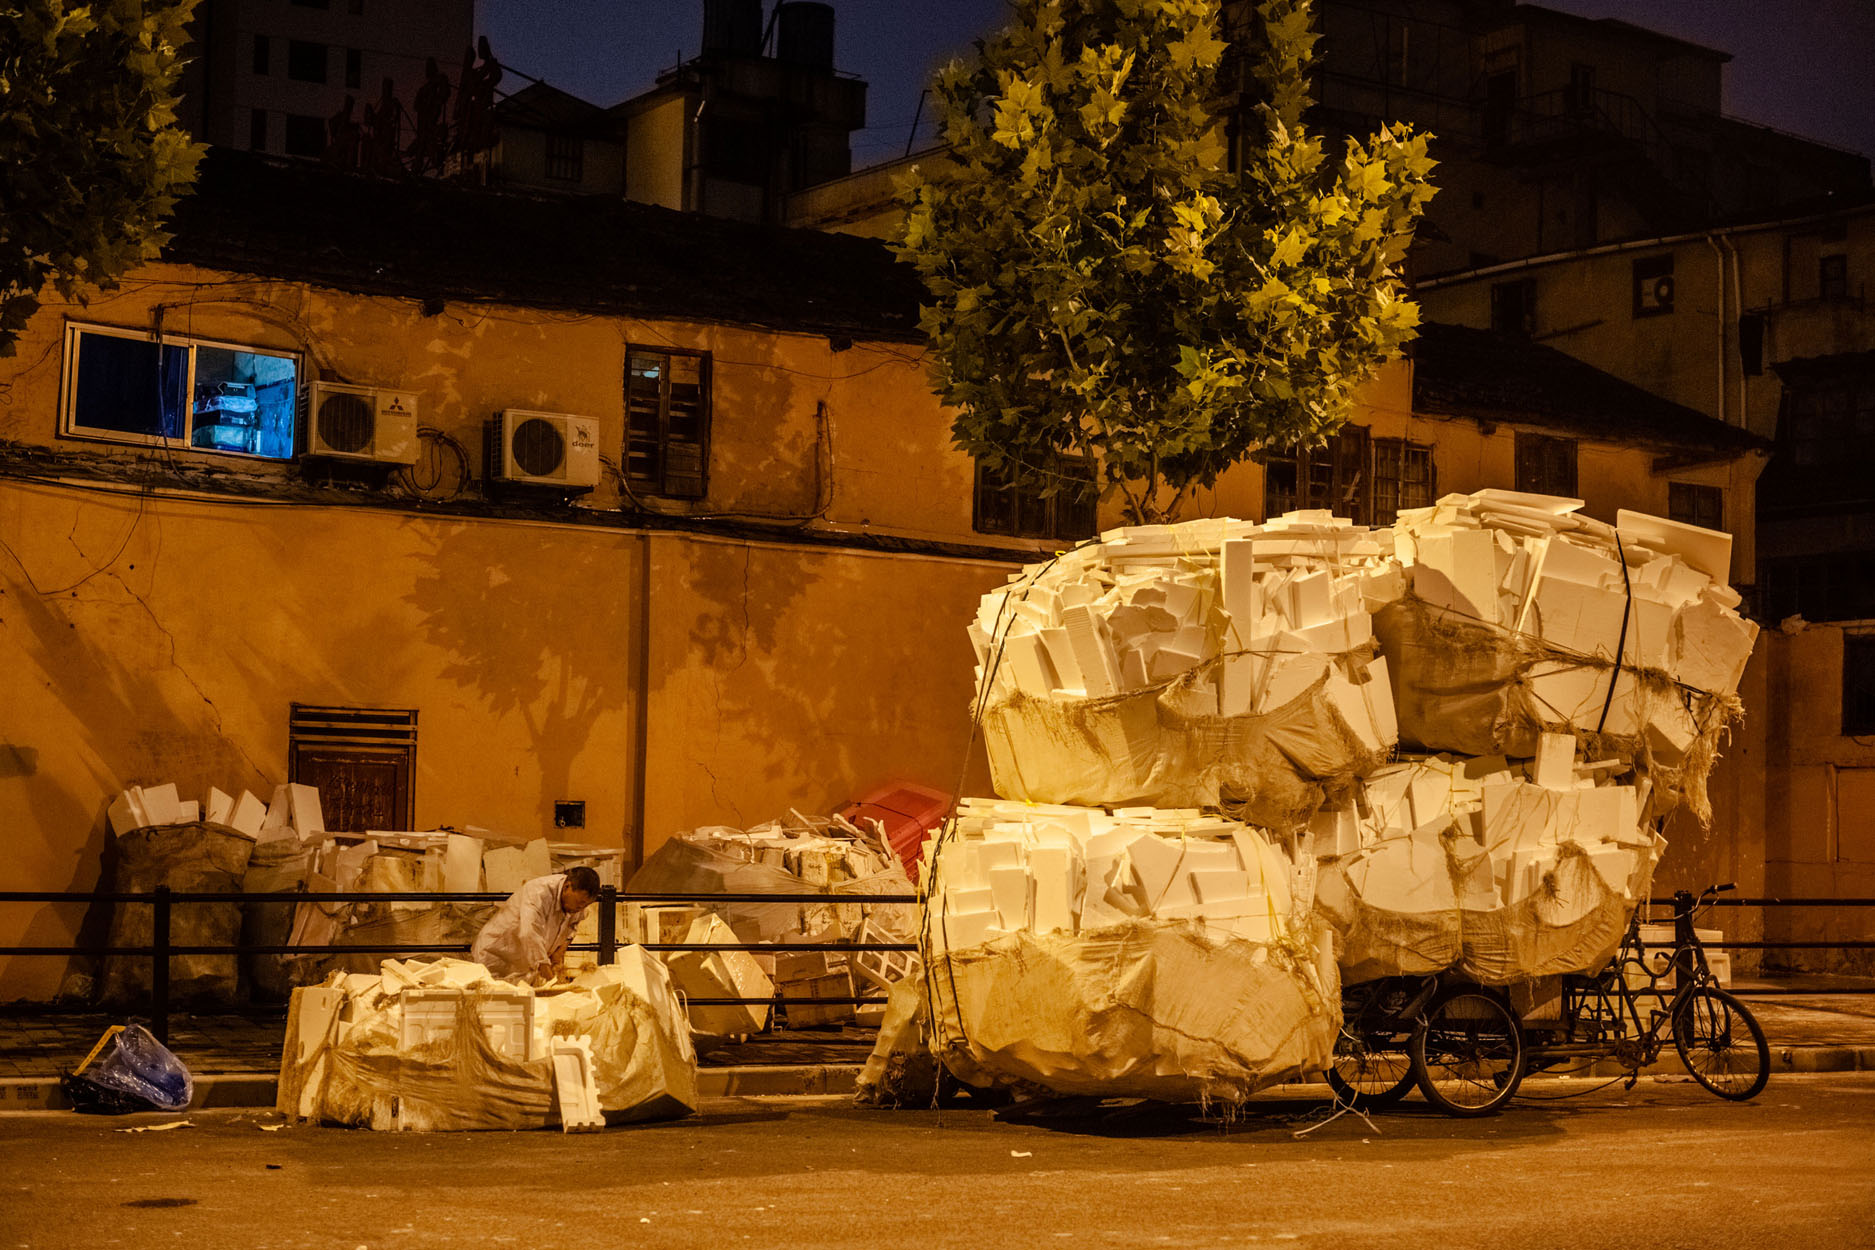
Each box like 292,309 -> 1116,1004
0,0 -> 204,355
897,0 -> 1436,523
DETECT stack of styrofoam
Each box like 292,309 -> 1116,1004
1383,491 -> 1757,786
107,780 -> 319,841
624,812 -> 919,978
973,512 -> 1401,827
277,951 -> 697,1131
919,798 -> 1338,1103
925,800 -> 1301,952
1312,733 -> 1661,984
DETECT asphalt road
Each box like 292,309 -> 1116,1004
3,1075 -> 1872,1250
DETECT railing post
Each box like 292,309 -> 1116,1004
597,884 -> 617,966
151,886 -> 171,1045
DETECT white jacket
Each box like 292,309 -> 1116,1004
470,873 -> 581,978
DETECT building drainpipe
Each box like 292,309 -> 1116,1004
631,532 -> 654,874
1726,233 -> 1749,430
1704,233 -> 1729,426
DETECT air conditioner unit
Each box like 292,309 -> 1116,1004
488,410 -> 600,491
305,382 -> 419,464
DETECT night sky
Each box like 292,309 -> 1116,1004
475,1 -> 1873,167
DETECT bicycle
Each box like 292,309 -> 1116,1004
1328,973 -> 1526,1117
1523,883 -> 1770,1101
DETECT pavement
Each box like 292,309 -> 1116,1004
3,1076 -> 1873,1249
3,973 -> 1872,1111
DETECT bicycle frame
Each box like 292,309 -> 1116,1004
1526,887 -> 1724,1080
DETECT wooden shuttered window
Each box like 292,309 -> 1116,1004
1264,425 -> 1374,525
625,346 -> 710,499
974,455 -> 1097,541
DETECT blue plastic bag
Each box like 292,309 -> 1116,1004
71,1024 -> 192,1112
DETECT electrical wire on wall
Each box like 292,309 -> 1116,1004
394,426 -> 474,501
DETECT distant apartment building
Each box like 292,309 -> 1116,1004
177,0 -> 473,158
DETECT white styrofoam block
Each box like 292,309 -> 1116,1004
1190,869 -> 1251,903
107,789 -> 147,836
1521,575 -> 1629,661
944,886 -> 995,920
1616,509 -> 1732,583
937,908 -> 999,951
519,838 -> 553,883
225,790 -> 267,839
1062,604 -> 1120,697
551,1037 -> 605,1132
139,783 -> 182,826
1003,631 -> 1059,696
1029,847 -> 1074,934
286,783 -> 325,836
1037,625 -> 1086,694
1414,528 -> 1497,620
1673,597 -> 1757,696
176,800 -> 200,823
204,787 -> 234,826
1125,835 -> 1186,910
1288,570 -> 1335,629
1533,732 -> 1576,790
483,844 -> 529,894
444,833 -> 484,893
261,785 -> 292,834
987,864 -> 1032,931
1407,768 -> 1453,829
1325,658 -> 1397,754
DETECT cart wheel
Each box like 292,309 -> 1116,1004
1673,986 -> 1769,1101
1326,1028 -> 1416,1109
1410,986 -> 1525,1117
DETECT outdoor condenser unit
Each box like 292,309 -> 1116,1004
487,409 -> 600,491
304,381 -> 419,464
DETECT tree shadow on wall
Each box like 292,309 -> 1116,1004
402,518 -> 634,819
656,538 -> 991,819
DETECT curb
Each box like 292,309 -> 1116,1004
0,1064 -> 863,1112
5,1049 -> 1871,1113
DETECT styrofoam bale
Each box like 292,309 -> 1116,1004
1620,594 -> 1678,674
1287,570 -> 1336,629
1218,652 -> 1263,717
666,914 -> 773,1035
1406,765 -> 1453,829
1002,630 -> 1060,696
1125,835 -> 1195,912
1524,660 -> 1609,728
1037,625 -> 1086,693
1307,805 -> 1362,859
1673,596 -> 1758,696
1263,651 -> 1329,711
332,839 -> 379,892
1644,694 -> 1701,766
203,787 -> 234,826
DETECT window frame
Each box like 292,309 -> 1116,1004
545,132 -> 584,183
1820,253 -> 1849,301
1513,431 -> 1578,496
1844,634 -> 1875,736
623,344 -> 712,499
1263,425 -> 1376,525
286,39 -> 328,84
1667,481 -> 1724,532
972,453 -> 1098,542
1372,436 -> 1435,525
1490,277 -> 1535,336
58,321 -> 302,460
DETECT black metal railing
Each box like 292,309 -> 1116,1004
0,884 -> 919,1042
4,890 -> 1871,1038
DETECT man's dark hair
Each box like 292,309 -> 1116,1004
564,865 -> 602,897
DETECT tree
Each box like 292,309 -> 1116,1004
0,0 -> 203,356
897,0 -> 1435,524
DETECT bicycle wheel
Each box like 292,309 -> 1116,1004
1411,987 -> 1525,1117
1326,1028 -> 1417,1109
1673,985 -> 1769,1101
